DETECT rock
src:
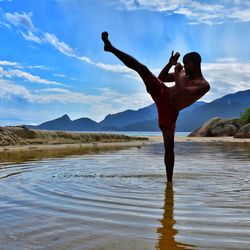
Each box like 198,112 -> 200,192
188,117 -> 242,137
188,117 -> 221,137
235,123 -> 250,138
214,124 -> 238,136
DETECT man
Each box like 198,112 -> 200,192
101,31 -> 210,182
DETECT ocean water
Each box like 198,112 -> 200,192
0,142 -> 249,250
67,131 -> 190,137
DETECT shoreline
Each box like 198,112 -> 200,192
0,135 -> 249,165
0,139 -> 154,165
1,135 -> 249,154
0,140 -> 153,153
147,135 -> 250,144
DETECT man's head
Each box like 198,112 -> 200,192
183,52 -> 201,76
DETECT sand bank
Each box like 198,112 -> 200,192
0,126 -> 148,145
0,127 -> 153,164
0,140 -> 152,153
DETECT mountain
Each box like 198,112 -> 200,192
28,114 -> 99,131
99,101 -> 206,131
27,90 -> 250,132
72,117 -> 99,131
119,118 -> 159,131
99,104 -> 157,128
34,114 -> 72,131
112,101 -> 205,131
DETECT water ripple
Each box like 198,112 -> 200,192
0,142 -> 250,249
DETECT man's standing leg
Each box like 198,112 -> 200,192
162,129 -> 175,182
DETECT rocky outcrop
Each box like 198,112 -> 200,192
188,117 -> 243,137
235,123 -> 250,138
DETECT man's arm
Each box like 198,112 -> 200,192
158,62 -> 174,82
158,51 -> 180,82
174,63 -> 210,96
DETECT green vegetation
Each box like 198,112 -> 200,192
240,108 -> 250,125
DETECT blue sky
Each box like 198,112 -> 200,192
0,0 -> 250,125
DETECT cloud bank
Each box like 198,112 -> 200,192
112,0 -> 250,25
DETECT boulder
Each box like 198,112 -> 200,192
188,117 -> 221,137
235,123 -> 250,138
211,124 -> 238,136
188,117 -> 242,137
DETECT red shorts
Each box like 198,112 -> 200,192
144,73 -> 179,133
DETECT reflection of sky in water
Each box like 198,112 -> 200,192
0,142 -> 249,249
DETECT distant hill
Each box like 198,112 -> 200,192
28,114 -> 99,131
99,104 -> 157,128
27,89 -> 250,132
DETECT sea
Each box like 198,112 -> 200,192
0,132 -> 249,249
66,131 -> 190,137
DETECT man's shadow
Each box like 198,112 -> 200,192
156,182 -> 194,250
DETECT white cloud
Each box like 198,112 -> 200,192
44,32 -> 75,56
37,88 -> 71,93
9,69 -> 66,86
19,30 -> 43,44
0,65 -> 66,86
0,78 -> 91,104
53,73 -> 66,78
0,60 -> 49,70
44,32 -> 133,74
202,61 -> 250,101
3,11 -> 135,75
2,57 -> 249,106
215,57 -> 239,63
94,62 -> 132,73
0,77 -> 152,121
0,21 -> 11,29
27,65 -> 49,70
5,11 -> 36,30
96,87 -> 151,108
1,59 -> 249,122
112,0 -> 250,25
229,8 -> 250,22
0,60 -> 18,66
0,79 -> 31,100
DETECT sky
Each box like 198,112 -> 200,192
0,0 -> 250,125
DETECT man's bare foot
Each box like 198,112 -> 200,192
101,31 -> 113,52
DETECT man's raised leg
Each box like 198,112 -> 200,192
101,31 -> 151,79
162,129 -> 175,182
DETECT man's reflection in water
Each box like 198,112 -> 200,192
156,183 -> 194,250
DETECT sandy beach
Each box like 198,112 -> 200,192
0,139 -> 152,153
1,133 -> 250,154
0,126 -> 150,152
147,135 -> 250,144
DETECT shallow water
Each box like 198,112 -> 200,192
0,142 -> 250,250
